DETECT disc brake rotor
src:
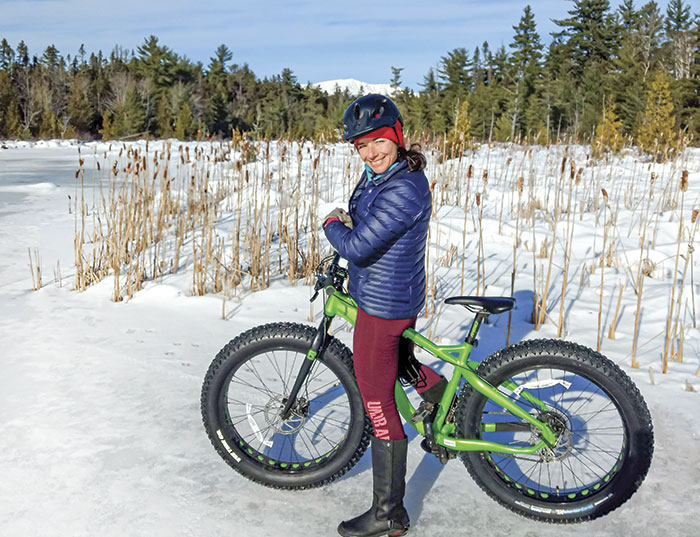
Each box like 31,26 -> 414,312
532,411 -> 574,462
264,395 -> 309,435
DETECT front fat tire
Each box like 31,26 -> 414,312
456,339 -> 654,523
201,322 -> 371,490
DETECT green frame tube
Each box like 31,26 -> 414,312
323,288 -> 557,454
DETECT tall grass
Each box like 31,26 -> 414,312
70,137 -> 698,373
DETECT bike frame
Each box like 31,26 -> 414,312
321,287 -> 558,456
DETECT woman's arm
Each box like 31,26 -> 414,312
324,179 -> 426,266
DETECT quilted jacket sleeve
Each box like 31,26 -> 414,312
324,179 -> 426,266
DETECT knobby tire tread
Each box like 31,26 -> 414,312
455,338 -> 654,523
201,322 -> 372,490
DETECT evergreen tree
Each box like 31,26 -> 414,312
614,45 -> 646,134
636,71 -> 678,157
592,101 -> 624,158
665,0 -> 691,33
39,103 -> 61,138
66,74 -> 93,133
16,41 -> 29,67
208,89 -> 229,135
438,48 -> 471,132
552,0 -> 620,72
136,36 -> 177,91
672,18 -> 700,138
446,99 -> 472,156
418,67 -> 445,134
0,28 -> 695,145
390,66 -> 403,93
439,48 -> 470,92
41,44 -> 60,71
99,110 -> 115,140
552,0 -> 622,137
174,103 -> 194,139
0,70 -> 20,137
510,5 -> 543,94
208,44 -> 232,84
0,39 -> 14,71
618,0 -> 640,30
108,73 -> 146,138
508,5 -> 544,139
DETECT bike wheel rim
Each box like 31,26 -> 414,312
477,363 -> 628,501
220,348 -> 354,470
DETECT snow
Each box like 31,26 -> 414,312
310,78 -> 396,96
1,140 -> 699,537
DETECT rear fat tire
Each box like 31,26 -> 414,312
456,338 -> 654,523
201,322 -> 371,489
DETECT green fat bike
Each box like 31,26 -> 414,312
201,254 -> 654,523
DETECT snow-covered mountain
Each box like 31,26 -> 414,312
310,78 -> 395,97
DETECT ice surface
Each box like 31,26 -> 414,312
0,141 -> 698,537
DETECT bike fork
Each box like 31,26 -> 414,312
279,315 -> 332,420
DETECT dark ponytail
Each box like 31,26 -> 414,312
398,143 -> 427,172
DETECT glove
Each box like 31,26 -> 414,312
323,207 -> 353,229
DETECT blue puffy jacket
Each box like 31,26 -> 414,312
324,160 -> 432,319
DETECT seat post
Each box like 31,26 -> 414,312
465,312 -> 489,345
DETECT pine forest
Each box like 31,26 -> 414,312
0,0 -> 698,154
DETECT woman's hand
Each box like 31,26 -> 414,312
323,207 -> 353,229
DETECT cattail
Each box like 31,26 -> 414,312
518,176 -> 524,195
692,209 -> 698,224
602,188 -> 609,204
467,164 -> 473,179
680,170 -> 688,192
476,192 -> 481,206
482,170 -> 488,184
576,167 -> 583,185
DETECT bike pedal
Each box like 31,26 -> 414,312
419,438 -> 454,465
410,401 -> 434,424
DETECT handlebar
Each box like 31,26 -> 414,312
310,252 -> 347,302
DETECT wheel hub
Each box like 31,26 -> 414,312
533,410 -> 574,462
264,395 -> 309,434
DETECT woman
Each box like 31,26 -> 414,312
323,94 -> 446,537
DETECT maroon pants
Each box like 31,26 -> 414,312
353,307 -> 443,440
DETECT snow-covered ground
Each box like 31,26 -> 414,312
0,140 -> 698,537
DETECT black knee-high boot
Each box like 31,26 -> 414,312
419,376 -> 448,405
337,437 -> 410,537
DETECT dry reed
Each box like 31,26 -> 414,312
68,138 -> 696,375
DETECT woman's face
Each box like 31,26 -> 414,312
356,138 -> 398,175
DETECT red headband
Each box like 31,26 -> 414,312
354,121 -> 404,148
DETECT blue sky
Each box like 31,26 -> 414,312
0,0 -> 676,89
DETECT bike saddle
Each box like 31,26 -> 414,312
444,296 -> 515,314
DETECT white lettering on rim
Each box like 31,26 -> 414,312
216,429 -> 242,462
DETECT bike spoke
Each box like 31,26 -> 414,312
229,374 -> 278,399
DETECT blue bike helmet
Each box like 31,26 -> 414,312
342,94 -> 403,144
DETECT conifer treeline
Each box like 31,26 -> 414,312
0,0 -> 697,144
